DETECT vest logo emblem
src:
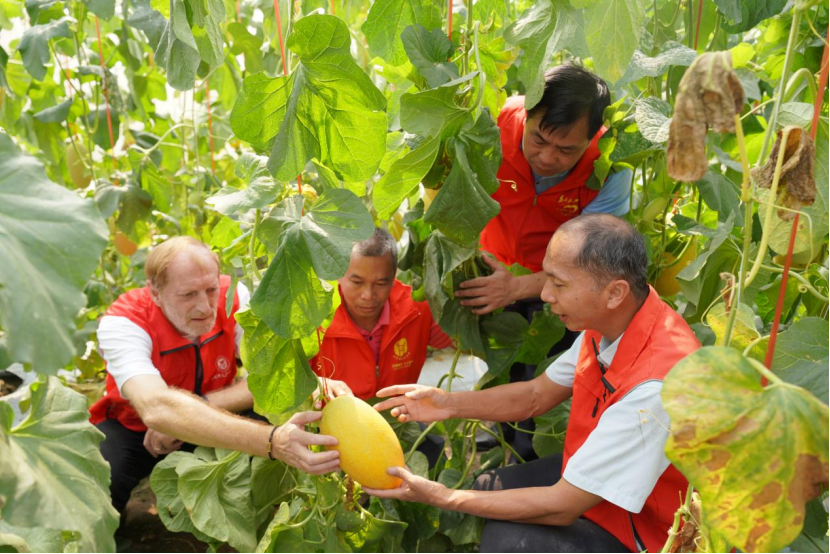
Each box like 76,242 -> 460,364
558,194 -> 579,217
393,338 -> 409,359
216,355 -> 231,374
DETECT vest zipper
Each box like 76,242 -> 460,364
591,397 -> 600,418
375,365 -> 380,378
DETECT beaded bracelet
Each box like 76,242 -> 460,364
267,426 -> 277,460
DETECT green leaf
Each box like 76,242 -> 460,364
705,302 -> 764,360
206,153 -> 280,215
83,0 -> 115,19
251,459 -> 295,525
662,347 -> 830,553
150,453 -> 214,543
771,317 -> 829,404
373,134 -> 441,220
234,16 -> 386,182
400,82 -> 471,139
252,188 -> 373,338
32,97 -> 72,123
128,0 -> 168,51
532,400 -> 571,457
787,498 -> 829,552
0,377 -> 119,552
190,0 -> 225,68
504,0 -> 588,109
228,21 -> 264,75
154,0 -> 200,90
617,41 -> 697,86
423,232 -> 476,323
362,0 -> 443,67
517,304 -> 566,364
401,24 -> 458,88
694,171 -> 743,225
423,113 -> 502,245
583,0 -> 647,85
0,133 -> 108,372
0,521 -> 67,552
715,0 -> 788,32
174,449 -> 257,552
777,102 -> 814,129
634,97 -> 672,143
17,18 -> 71,81
255,502 -> 291,553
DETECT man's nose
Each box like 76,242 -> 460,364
541,283 -> 555,305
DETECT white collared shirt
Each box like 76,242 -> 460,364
545,332 -> 672,514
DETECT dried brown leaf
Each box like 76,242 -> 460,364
667,52 -> 745,181
750,126 -> 817,221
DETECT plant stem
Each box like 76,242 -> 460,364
744,127 -> 792,289
477,424 -> 525,464
757,8 -> 803,164
249,209 -> 263,282
660,483 -> 694,553
452,421 -> 479,488
405,422 -> 439,463
721,114 -> 753,346
446,347 -> 462,393
747,356 -> 784,385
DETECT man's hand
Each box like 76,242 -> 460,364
270,411 -> 340,475
143,428 -> 183,458
313,378 -> 354,410
374,385 -> 453,423
363,467 -> 448,506
455,256 -> 516,315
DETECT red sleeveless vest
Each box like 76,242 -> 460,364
480,95 -> 604,272
310,281 -> 434,400
89,275 -> 240,432
562,287 -> 700,552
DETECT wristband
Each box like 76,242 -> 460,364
267,426 -> 277,460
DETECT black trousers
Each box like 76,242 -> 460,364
97,410 -> 267,514
502,299 -> 578,462
473,455 -> 629,553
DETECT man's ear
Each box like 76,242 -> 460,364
605,280 -> 630,310
149,283 -> 163,307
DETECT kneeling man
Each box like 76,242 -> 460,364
368,214 -> 700,553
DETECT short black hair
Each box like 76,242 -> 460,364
527,64 -> 610,139
558,214 -> 649,301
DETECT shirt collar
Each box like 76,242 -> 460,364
596,334 -> 623,367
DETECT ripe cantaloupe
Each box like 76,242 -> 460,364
320,396 -> 404,489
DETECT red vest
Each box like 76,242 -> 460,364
89,275 -> 240,432
480,95 -> 604,272
310,281 -> 434,400
562,286 -> 700,552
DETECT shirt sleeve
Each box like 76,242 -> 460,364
544,332 -> 583,387
562,380 -> 672,513
582,169 -> 632,216
97,315 -> 161,393
427,318 -> 453,350
234,282 -> 251,354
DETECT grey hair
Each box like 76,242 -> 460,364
353,227 -> 398,269
557,214 -> 649,301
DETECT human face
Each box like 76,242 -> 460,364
540,232 -> 607,332
522,112 -> 591,177
339,253 -> 396,330
150,252 -> 220,339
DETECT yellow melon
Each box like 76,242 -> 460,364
320,396 -> 404,489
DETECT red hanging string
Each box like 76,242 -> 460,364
761,37 -> 829,374
205,79 -> 216,174
236,0 -> 241,21
329,0 -> 335,16
94,16 -> 117,176
693,0 -> 705,50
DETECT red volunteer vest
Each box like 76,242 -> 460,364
89,275 -> 240,432
562,286 -> 700,552
480,95 -> 605,272
310,281 -> 434,400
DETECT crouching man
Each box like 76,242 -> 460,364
89,236 -> 342,514
367,214 -> 700,553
